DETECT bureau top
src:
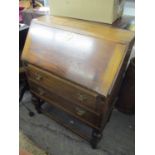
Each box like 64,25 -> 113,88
22,16 -> 135,97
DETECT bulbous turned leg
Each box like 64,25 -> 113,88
90,129 -> 102,149
31,95 -> 44,114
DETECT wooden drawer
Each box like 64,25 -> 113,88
26,64 -> 99,112
29,81 -> 101,129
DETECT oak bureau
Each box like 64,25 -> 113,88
22,16 -> 135,148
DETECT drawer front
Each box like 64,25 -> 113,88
26,64 -> 98,111
29,81 -> 101,128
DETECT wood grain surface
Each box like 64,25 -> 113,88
22,16 -> 134,97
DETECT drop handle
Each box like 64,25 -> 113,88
75,107 -> 86,116
77,93 -> 87,102
35,73 -> 43,81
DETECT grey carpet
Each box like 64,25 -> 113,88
19,92 -> 135,155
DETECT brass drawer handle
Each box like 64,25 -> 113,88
77,93 -> 87,102
75,107 -> 86,116
35,73 -> 43,81
38,89 -> 45,96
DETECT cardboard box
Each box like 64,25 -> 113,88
49,0 -> 125,24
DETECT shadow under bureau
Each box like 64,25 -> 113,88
22,16 -> 135,148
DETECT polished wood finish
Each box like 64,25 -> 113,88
22,16 -> 134,97
35,16 -> 134,44
29,81 -> 101,128
22,16 -> 135,148
26,64 -> 99,112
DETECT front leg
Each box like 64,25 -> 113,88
31,95 -> 44,114
90,129 -> 102,149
